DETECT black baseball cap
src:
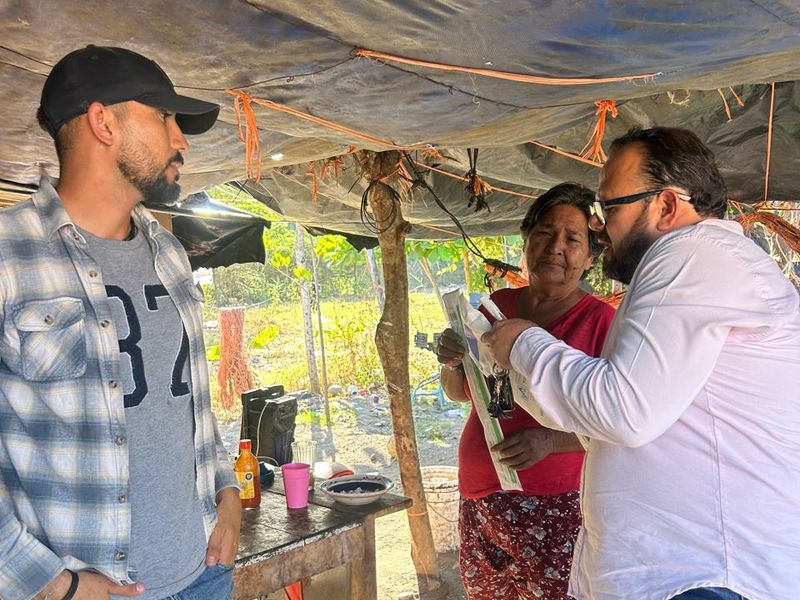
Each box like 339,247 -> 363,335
39,45 -> 220,136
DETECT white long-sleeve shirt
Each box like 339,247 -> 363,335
510,219 -> 800,600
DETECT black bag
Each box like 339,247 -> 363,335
239,386 -> 298,464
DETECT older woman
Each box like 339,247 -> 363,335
436,182 -> 615,600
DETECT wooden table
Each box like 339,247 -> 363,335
234,478 -> 412,600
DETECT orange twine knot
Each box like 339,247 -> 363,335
306,161 -> 319,202
320,155 -> 345,180
484,261 -> 527,288
581,99 -> 618,163
228,89 -> 262,181
421,146 -> 445,162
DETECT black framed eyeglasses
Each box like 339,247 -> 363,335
590,188 -> 692,227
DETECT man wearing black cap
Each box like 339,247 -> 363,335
0,46 -> 240,600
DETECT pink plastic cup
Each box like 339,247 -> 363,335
282,463 -> 311,509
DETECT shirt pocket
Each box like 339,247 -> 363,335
12,297 -> 88,381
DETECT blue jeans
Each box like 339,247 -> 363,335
671,588 -> 746,600
164,564 -> 234,600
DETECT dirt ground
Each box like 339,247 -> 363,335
220,390 -> 469,600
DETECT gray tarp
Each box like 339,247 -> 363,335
2,1 -> 800,239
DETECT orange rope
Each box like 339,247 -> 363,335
485,263 -> 528,288
717,87 -> 745,122
763,82 -> 776,204
231,92 -> 262,180
226,89 -> 427,181
355,48 -> 660,86
528,141 -> 603,168
580,100 -> 618,163
717,88 -> 733,122
414,222 -> 462,236
411,160 -> 538,200
306,162 -> 319,202
728,86 -> 744,108
420,146 -> 445,162
320,155 -> 345,179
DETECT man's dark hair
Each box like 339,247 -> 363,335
37,106 -> 75,163
36,103 -> 129,164
521,182 -> 602,257
609,127 -> 728,218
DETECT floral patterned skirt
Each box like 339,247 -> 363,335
459,491 -> 581,599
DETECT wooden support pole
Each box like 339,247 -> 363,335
361,151 -> 441,595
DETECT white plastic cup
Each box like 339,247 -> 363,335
291,441 -> 317,490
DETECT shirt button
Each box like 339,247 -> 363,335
115,435 -> 126,446
72,233 -> 80,241
118,495 -> 127,503
43,315 -> 54,325
109,380 -> 118,389
89,270 -> 98,278
115,551 -> 126,561
100,319 -> 111,328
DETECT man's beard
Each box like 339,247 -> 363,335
601,207 -> 656,285
118,146 -> 183,205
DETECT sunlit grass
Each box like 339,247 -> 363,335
207,293 -> 449,422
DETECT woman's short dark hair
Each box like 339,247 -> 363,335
609,127 -> 728,218
520,182 -> 601,257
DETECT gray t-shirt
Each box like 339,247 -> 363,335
82,226 -> 207,599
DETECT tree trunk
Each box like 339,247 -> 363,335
295,224 -> 321,395
462,247 -> 471,292
364,247 -> 385,311
361,151 -> 441,596
311,249 -> 333,440
418,255 -> 447,319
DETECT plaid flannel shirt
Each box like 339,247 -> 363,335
0,178 -> 237,600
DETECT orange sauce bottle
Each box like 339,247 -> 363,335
234,439 -> 261,509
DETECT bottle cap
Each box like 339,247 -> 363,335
239,439 -> 252,449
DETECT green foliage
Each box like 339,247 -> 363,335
202,294 -> 446,411
322,303 -> 383,388
430,427 -> 448,448
296,400 -> 357,427
407,236 -> 523,293
292,266 -> 313,281
584,257 -> 615,296
312,234 -> 373,298
204,185 -> 300,307
206,345 -> 221,360
272,251 -> 292,269
406,240 -> 460,263
250,325 -> 279,349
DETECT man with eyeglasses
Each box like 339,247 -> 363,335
483,127 -> 800,600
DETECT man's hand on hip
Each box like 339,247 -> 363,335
206,487 -> 242,567
481,318 -> 537,370
38,570 -> 144,600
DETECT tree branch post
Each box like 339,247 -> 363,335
360,150 -> 441,595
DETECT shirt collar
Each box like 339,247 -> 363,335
31,176 -> 73,241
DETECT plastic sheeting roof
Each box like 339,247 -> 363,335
2,1 -> 800,239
